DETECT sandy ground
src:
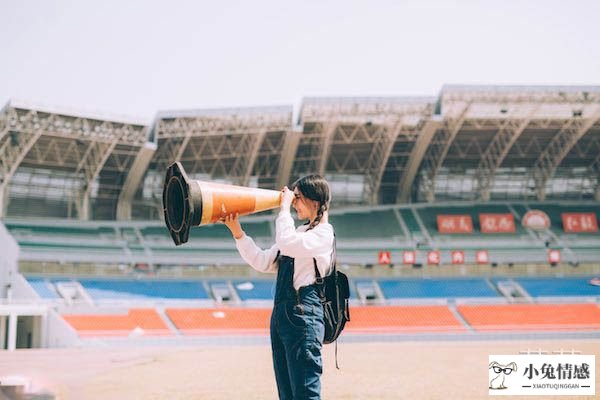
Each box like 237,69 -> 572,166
1,339 -> 599,399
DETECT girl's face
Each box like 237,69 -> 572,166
292,188 -> 318,221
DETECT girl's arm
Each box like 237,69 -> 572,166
224,213 -> 278,273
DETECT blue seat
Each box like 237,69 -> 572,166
514,277 -> 600,297
77,279 -> 210,300
379,278 -> 499,299
233,280 -> 275,300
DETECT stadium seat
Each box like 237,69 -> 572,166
62,308 -> 172,337
378,278 -> 500,299
166,307 -> 272,335
232,280 -> 275,301
77,279 -> 210,300
457,303 -> 600,331
513,277 -> 600,297
329,210 -> 403,240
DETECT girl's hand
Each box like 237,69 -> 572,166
223,213 -> 244,239
280,186 -> 294,211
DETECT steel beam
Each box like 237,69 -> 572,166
362,123 -> 402,204
75,136 -> 118,220
318,123 -> 337,176
0,111 -> 50,216
397,116 -> 443,203
277,130 -> 301,188
241,131 -> 266,187
420,104 -> 470,202
475,113 -> 534,200
532,107 -> 600,200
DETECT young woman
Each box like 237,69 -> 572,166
223,174 -> 334,400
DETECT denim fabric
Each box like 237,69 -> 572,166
271,255 -> 325,400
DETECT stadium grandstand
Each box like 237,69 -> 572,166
1,84 -> 600,350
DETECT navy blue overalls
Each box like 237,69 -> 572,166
271,254 -> 325,400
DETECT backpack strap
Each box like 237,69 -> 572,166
274,250 -> 280,264
313,233 -> 342,369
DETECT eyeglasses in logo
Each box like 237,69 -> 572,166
489,361 -> 517,390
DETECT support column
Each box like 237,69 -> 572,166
7,313 -> 17,351
0,316 -> 6,349
116,142 -> 157,220
0,183 -> 8,218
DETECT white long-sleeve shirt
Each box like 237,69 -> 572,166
234,210 -> 335,290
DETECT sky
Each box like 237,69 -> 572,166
1,0 -> 599,122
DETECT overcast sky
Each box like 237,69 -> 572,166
1,0 -> 599,121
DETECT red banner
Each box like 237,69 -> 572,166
427,251 -> 440,265
561,213 -> 598,233
402,251 -> 415,265
479,213 -> 516,233
437,215 -> 473,233
378,251 -> 391,265
451,250 -> 464,265
548,249 -> 561,264
476,250 -> 489,264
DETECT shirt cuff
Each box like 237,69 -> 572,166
235,233 -> 251,246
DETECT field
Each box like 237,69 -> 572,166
2,338 -> 598,399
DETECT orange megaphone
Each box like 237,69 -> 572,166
163,162 -> 281,245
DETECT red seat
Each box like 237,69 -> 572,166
458,303 -> 600,331
63,308 -> 172,337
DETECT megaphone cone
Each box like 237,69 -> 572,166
163,162 -> 281,245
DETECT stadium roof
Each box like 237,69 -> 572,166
1,84 -> 599,220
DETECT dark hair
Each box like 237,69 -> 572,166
292,174 -> 331,230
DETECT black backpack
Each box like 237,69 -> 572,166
314,234 -> 350,348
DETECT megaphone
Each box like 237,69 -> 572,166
162,162 -> 282,245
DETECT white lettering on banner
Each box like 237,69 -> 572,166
442,219 -> 455,230
480,214 -> 515,233
562,213 -> 599,233
378,251 -> 391,265
428,251 -> 440,264
548,250 -> 561,264
451,251 -> 464,264
476,250 -> 489,264
437,215 -> 473,233
489,355 -> 595,396
458,217 -> 470,231
498,216 -> 513,231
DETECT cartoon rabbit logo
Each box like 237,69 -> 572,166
489,361 -> 517,390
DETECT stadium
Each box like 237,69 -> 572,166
1,84 -> 600,398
